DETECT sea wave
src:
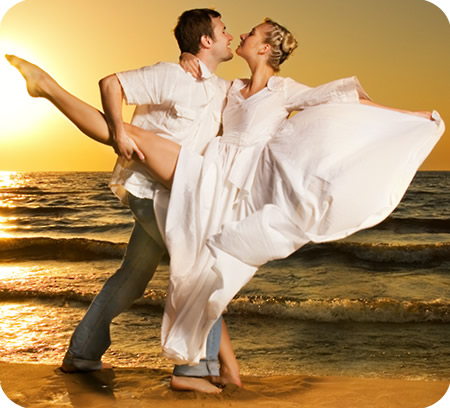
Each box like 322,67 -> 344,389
0,288 -> 448,323
0,186 -> 44,194
0,288 -> 167,309
0,205 -> 81,216
228,296 -> 450,323
5,224 -> 133,236
0,187 -> 97,195
296,240 -> 450,264
1,237 -> 449,264
326,241 -> 450,264
0,203 -> 122,217
0,237 -> 126,261
375,217 -> 450,233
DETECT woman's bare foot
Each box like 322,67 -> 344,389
208,364 -> 242,388
5,54 -> 54,98
170,375 -> 222,394
212,319 -> 242,387
221,362 -> 242,387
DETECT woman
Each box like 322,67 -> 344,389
154,20 -> 443,364
6,19 -> 443,365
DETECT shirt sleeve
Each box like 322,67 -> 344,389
284,76 -> 371,112
115,63 -> 167,106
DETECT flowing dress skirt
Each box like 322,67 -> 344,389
161,103 -> 445,364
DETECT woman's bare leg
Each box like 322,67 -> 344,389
217,319 -> 242,386
205,319 -> 242,387
6,54 -> 112,145
126,125 -> 180,189
6,54 -> 180,189
171,319 -> 241,393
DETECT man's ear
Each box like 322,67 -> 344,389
200,35 -> 213,49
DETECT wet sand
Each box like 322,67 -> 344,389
0,362 -> 448,408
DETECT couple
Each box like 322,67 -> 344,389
7,7 -> 443,394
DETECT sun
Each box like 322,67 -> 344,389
0,3 -> 56,159
0,2 -> 38,134
0,41 -> 53,139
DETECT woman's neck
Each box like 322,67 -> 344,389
241,62 -> 275,99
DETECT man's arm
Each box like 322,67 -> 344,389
99,74 -> 144,160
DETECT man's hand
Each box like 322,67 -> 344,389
113,128 -> 145,161
99,74 -> 146,160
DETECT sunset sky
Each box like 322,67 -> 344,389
0,0 -> 449,171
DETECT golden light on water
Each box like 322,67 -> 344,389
0,217 -> 16,238
0,171 -> 28,189
0,254 -> 69,364
0,303 -> 62,362
0,171 -> 23,237
0,265 -> 33,280
0,304 -> 42,354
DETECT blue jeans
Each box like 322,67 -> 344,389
63,195 -> 222,377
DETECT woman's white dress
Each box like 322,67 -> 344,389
158,76 -> 444,364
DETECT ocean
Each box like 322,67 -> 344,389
0,171 -> 449,381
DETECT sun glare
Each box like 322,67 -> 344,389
0,40 -> 53,137
0,170 -> 24,188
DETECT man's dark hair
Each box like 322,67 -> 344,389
174,8 -> 221,54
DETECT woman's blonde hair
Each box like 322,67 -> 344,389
263,18 -> 298,72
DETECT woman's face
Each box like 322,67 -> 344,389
236,23 -> 270,61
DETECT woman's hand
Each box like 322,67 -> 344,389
410,111 -> 433,120
179,52 -> 201,79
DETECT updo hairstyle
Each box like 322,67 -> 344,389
263,18 -> 298,72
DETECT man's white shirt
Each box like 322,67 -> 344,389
109,60 -> 230,204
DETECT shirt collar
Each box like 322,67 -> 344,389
198,59 -> 213,80
235,77 -> 282,92
267,76 -> 283,92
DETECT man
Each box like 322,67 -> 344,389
61,8 -> 236,393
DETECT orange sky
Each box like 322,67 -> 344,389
0,0 -> 449,171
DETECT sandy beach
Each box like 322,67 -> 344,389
0,362 -> 448,408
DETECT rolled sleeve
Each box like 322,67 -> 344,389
340,76 -> 371,101
116,65 -> 159,106
285,76 -> 371,111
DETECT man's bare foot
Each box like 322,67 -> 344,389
5,54 -> 54,98
60,361 -> 113,373
170,375 -> 222,394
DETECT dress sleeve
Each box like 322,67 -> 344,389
115,63 -> 166,106
284,76 -> 371,112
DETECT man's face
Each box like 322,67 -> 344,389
210,17 -> 233,62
